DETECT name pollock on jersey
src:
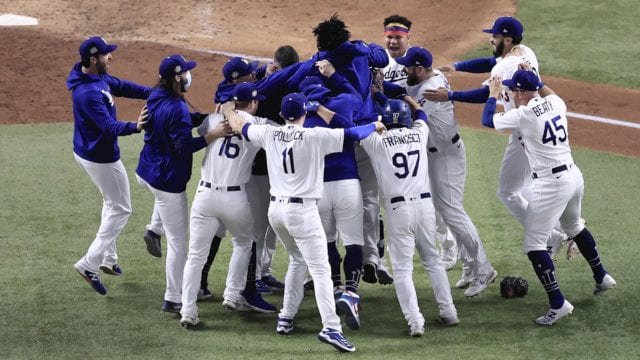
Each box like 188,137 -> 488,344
273,129 -> 304,142
382,133 -> 422,147
532,100 -> 554,117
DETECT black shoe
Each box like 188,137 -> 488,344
143,230 -> 162,258
162,300 -> 182,314
362,263 -> 378,284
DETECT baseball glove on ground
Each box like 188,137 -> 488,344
500,276 -> 529,298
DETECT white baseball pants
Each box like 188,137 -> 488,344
246,174 -> 278,278
318,179 -> 364,246
269,198 -> 342,332
181,184 -> 255,317
136,175 -> 187,304
355,144 -> 381,265
73,154 -> 131,272
498,132 -> 531,225
384,194 -> 457,328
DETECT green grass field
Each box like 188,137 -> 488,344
461,0 -> 640,89
1,123 -> 639,359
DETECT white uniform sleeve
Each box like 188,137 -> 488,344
197,115 -> 216,136
246,124 -> 270,148
493,108 -> 524,132
314,127 -> 344,156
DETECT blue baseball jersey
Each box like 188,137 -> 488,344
66,63 -> 151,163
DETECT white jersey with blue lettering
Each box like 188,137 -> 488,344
493,94 -> 574,173
246,123 -> 344,199
359,120 -> 431,201
380,49 -> 408,88
407,70 -> 458,148
485,44 -> 539,112
198,111 -> 274,186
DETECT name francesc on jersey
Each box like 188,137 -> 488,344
273,129 -> 304,142
382,132 -> 421,147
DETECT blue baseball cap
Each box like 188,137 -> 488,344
299,76 -> 325,93
158,54 -> 197,79
502,70 -> 544,91
232,82 -> 266,101
223,57 -> 259,82
79,36 -> 117,59
395,47 -> 433,68
483,16 -> 524,38
280,93 -> 307,120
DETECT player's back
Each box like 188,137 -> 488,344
360,120 -> 430,201
199,111 -> 266,186
249,124 -> 344,199
517,95 -> 574,172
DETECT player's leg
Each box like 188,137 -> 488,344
497,132 -> 530,224
356,145 -> 381,283
435,210 -> 457,270
73,156 -> 131,292
199,226 -> 225,300
180,190 -> 220,322
142,201 -> 164,258
524,177 -> 574,325
333,179 -> 364,330
559,166 -> 615,294
318,183 -> 343,289
376,215 -> 393,284
247,175 -> 278,293
385,202 -> 424,335
415,199 -> 458,325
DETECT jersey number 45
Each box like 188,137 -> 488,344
542,115 -> 567,146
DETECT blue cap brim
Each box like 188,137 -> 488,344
482,28 -> 494,34
184,60 -> 197,72
256,94 -> 266,101
99,44 -> 118,55
501,79 -> 517,89
248,61 -> 259,73
394,56 -> 412,66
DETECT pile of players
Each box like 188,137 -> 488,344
68,13 -> 617,353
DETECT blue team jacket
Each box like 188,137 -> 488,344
136,88 -> 207,193
303,73 -> 362,182
66,63 -> 151,163
288,41 -> 389,124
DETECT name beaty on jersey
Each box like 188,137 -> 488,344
532,99 -> 554,117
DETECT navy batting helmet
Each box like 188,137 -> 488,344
381,99 -> 412,128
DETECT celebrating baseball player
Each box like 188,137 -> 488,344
482,70 -> 616,325
180,83 -> 279,327
225,91 -> 385,353
68,36 -> 151,295
136,55 -> 230,313
360,97 -> 459,336
394,46 -> 497,297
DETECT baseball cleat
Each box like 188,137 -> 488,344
255,279 -> 273,295
439,244 -> 458,271
376,261 -> 394,285
197,288 -> 213,301
546,230 -> 568,260
464,269 -> 498,297
333,284 -> 345,300
437,315 -> 460,326
362,263 -> 378,284
276,317 -> 295,335
593,273 -> 617,295
222,297 -> 244,311
162,300 -> 182,314
74,264 -> 107,295
409,323 -> 425,337
180,315 -> 200,328
535,300 -> 574,325
455,268 -> 474,289
143,229 -> 162,258
317,328 -> 356,353
99,264 -> 122,276
304,278 -> 314,291
261,275 -> 285,291
241,291 -> 277,313
336,290 -> 361,330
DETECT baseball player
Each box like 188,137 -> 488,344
393,47 -> 497,297
180,83 -> 278,327
482,70 -> 616,325
225,92 -> 385,353
136,55 -> 230,313
360,97 -> 459,336
378,14 -> 458,273
424,16 -> 568,260
68,36 -> 151,295
300,59 -> 365,330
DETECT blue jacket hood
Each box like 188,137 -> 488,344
66,63 -> 101,90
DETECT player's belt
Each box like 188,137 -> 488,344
428,133 -> 460,153
270,195 -> 313,204
389,192 -> 431,204
199,181 -> 241,191
532,164 -> 570,179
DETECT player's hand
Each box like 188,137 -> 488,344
305,101 -> 320,113
205,120 -> 233,144
266,63 -> 279,76
437,64 -> 456,76
373,121 -> 386,134
518,62 -> 533,71
220,101 -> 235,113
371,68 -> 383,94
316,60 -> 336,78
488,75 -> 503,98
423,87 -> 449,102
136,105 -> 149,131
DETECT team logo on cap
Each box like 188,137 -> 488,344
231,71 -> 240,79
89,47 -> 98,54
175,65 -> 182,73
252,90 -> 258,97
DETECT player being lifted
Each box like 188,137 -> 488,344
224,92 -> 385,353
360,97 -> 459,336
482,69 -> 616,325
